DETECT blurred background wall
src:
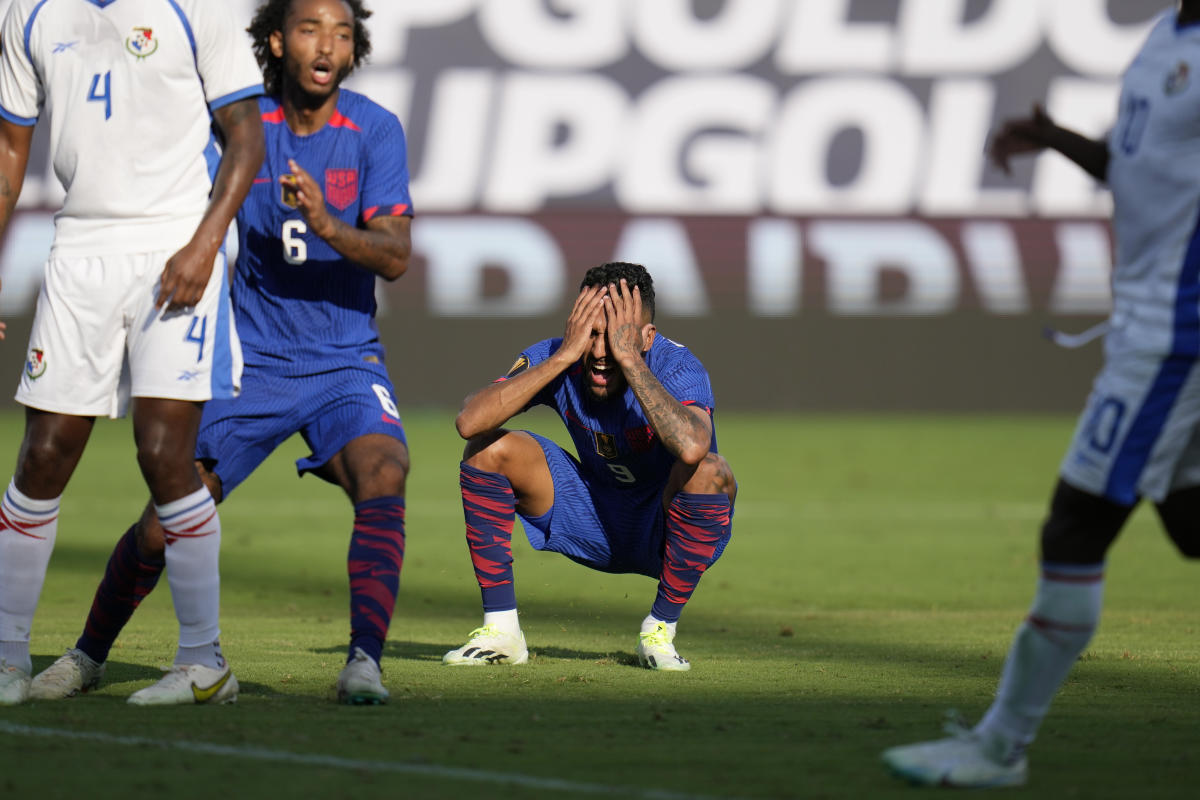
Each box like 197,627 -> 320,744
0,0 -> 1164,410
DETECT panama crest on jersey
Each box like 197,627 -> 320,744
1165,60 -> 1190,96
325,169 -> 358,211
125,27 -> 158,59
25,348 -> 46,379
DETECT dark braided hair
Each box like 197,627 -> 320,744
580,262 -> 656,321
247,0 -> 373,97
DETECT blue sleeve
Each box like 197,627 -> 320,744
361,111 -> 413,222
496,339 -> 562,410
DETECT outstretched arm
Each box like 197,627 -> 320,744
456,285 -> 609,439
988,103 -> 1109,182
604,279 -> 712,466
281,159 -> 411,281
156,97 -> 265,311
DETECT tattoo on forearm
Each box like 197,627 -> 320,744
625,368 -> 706,456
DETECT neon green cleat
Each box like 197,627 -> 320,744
637,622 -> 690,671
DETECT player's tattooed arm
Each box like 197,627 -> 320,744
605,279 -> 712,466
456,285 -> 609,439
158,97 -> 265,310
0,119 -> 33,237
281,159 -> 410,280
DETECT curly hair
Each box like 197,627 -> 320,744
580,262 -> 656,321
247,0 -> 373,97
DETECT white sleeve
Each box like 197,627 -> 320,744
0,0 -> 42,124
185,0 -> 263,110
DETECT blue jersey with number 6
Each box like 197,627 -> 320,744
233,91 -> 413,375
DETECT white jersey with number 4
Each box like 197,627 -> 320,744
1106,11 -> 1200,352
0,0 -> 263,257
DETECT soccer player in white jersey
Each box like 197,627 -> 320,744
0,0 -> 264,705
883,1 -> 1200,787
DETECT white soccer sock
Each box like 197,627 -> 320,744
641,614 -> 677,637
976,564 -> 1104,747
0,480 -> 60,674
158,486 -> 224,668
483,608 -> 521,636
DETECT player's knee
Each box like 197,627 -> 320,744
1040,479 -> 1132,564
1155,487 -> 1200,559
680,453 -> 736,501
347,452 -> 409,503
135,508 -> 167,561
462,429 -> 520,472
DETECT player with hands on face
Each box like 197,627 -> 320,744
444,262 -> 736,671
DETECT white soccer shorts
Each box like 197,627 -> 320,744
1060,331 -> 1200,506
15,250 -> 242,418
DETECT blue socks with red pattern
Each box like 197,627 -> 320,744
76,524 -> 164,664
650,492 -> 733,623
459,463 -> 518,612
347,496 -> 406,666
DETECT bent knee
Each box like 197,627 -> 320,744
1040,480 -> 1131,564
462,429 -> 538,472
681,453 -> 736,500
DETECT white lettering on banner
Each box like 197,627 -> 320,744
406,70 -> 495,209
633,0 -> 784,71
748,219 -> 802,317
961,222 -> 1029,313
415,217 -> 564,317
612,219 -> 709,316
615,75 -> 775,214
342,66 -> 414,123
1046,0 -> 1154,78
899,0 -> 1042,76
812,221 -> 959,316
920,80 -> 1027,217
483,73 -> 627,212
0,212 -> 1113,319
351,0 -> 479,64
1051,223 -> 1113,314
1034,78 -> 1119,217
769,78 -> 924,214
776,0 -> 895,73
478,0 -> 628,69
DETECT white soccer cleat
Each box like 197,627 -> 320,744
0,659 -> 31,705
337,647 -> 388,705
127,663 -> 238,706
443,625 -> 529,666
637,622 -> 690,671
882,716 -> 1028,788
30,648 -> 105,700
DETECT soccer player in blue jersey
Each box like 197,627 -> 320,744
443,262 -> 736,671
29,0 -> 413,705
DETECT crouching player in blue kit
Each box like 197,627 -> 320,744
443,263 -> 736,671
29,0 -> 413,705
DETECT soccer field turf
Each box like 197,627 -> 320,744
0,409 -> 1197,799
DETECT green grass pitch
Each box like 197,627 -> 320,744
0,409 -> 1197,799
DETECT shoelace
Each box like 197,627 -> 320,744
639,625 -> 672,647
467,624 -> 500,641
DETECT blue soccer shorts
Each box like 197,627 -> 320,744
195,362 -> 407,498
517,432 -> 667,577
